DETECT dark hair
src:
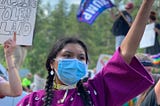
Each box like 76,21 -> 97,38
149,11 -> 156,21
43,37 -> 92,106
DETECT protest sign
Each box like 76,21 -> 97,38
140,23 -> 156,48
96,54 -> 112,73
77,0 -> 114,24
32,74 -> 46,91
0,0 -> 38,45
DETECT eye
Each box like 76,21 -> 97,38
63,53 -> 72,59
78,55 -> 86,61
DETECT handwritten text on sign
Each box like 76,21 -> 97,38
0,0 -> 38,45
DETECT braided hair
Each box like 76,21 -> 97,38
43,37 -> 92,106
44,67 -> 55,106
77,80 -> 92,106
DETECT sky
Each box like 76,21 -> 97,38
42,0 -> 81,8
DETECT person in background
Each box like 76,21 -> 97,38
123,98 -> 137,106
17,0 -> 154,106
0,32 -> 22,98
30,73 -> 46,92
135,53 -> 160,106
145,11 -> 160,55
110,2 -> 134,50
13,45 -> 28,70
22,73 -> 33,93
0,64 -> 8,80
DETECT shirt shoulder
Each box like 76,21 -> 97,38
17,90 -> 45,106
155,23 -> 160,29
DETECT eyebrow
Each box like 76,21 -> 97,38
63,50 -> 85,56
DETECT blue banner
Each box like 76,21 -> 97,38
77,0 -> 114,25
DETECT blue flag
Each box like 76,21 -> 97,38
77,0 -> 114,25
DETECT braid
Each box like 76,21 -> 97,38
77,80 -> 92,106
43,70 -> 54,106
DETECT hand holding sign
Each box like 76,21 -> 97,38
0,0 -> 38,45
4,32 -> 17,57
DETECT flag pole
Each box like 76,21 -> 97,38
115,6 -> 132,26
110,4 -> 132,27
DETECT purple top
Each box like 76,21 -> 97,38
17,49 -> 154,106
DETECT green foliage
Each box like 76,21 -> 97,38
0,0 -> 160,78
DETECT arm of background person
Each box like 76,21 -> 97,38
120,0 -> 154,63
154,24 -> 160,35
0,32 -> 22,97
109,8 -> 132,27
109,9 -> 120,21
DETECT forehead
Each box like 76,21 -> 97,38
60,43 -> 85,54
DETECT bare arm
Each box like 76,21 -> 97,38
120,0 -> 154,63
155,79 -> 160,105
109,9 -> 120,21
0,32 -> 22,97
110,8 -> 132,26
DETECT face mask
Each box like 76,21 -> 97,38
56,58 -> 88,85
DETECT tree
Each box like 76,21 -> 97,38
1,0 -> 159,77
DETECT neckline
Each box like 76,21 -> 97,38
54,83 -> 76,90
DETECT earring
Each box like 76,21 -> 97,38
50,70 -> 54,75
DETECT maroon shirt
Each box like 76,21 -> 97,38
17,49 -> 154,106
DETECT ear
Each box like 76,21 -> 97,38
50,60 -> 58,71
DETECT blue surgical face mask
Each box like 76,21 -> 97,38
56,58 -> 88,85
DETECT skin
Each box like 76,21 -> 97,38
148,15 -> 160,35
145,66 -> 160,104
148,12 -> 160,105
152,14 -> 160,103
109,4 -> 134,26
0,32 -> 22,97
155,79 -> 160,104
120,0 -> 154,63
50,0 -> 154,86
50,43 -> 86,85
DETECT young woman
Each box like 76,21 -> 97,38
0,33 -> 22,98
17,0 -> 154,106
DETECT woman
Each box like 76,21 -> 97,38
0,32 -> 22,98
17,0 -> 154,106
145,11 -> 160,55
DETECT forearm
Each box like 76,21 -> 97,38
109,9 -> 120,21
5,55 -> 22,96
120,1 -> 154,63
155,79 -> 160,104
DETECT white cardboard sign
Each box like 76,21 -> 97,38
140,23 -> 156,48
0,0 -> 38,45
96,54 -> 112,73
